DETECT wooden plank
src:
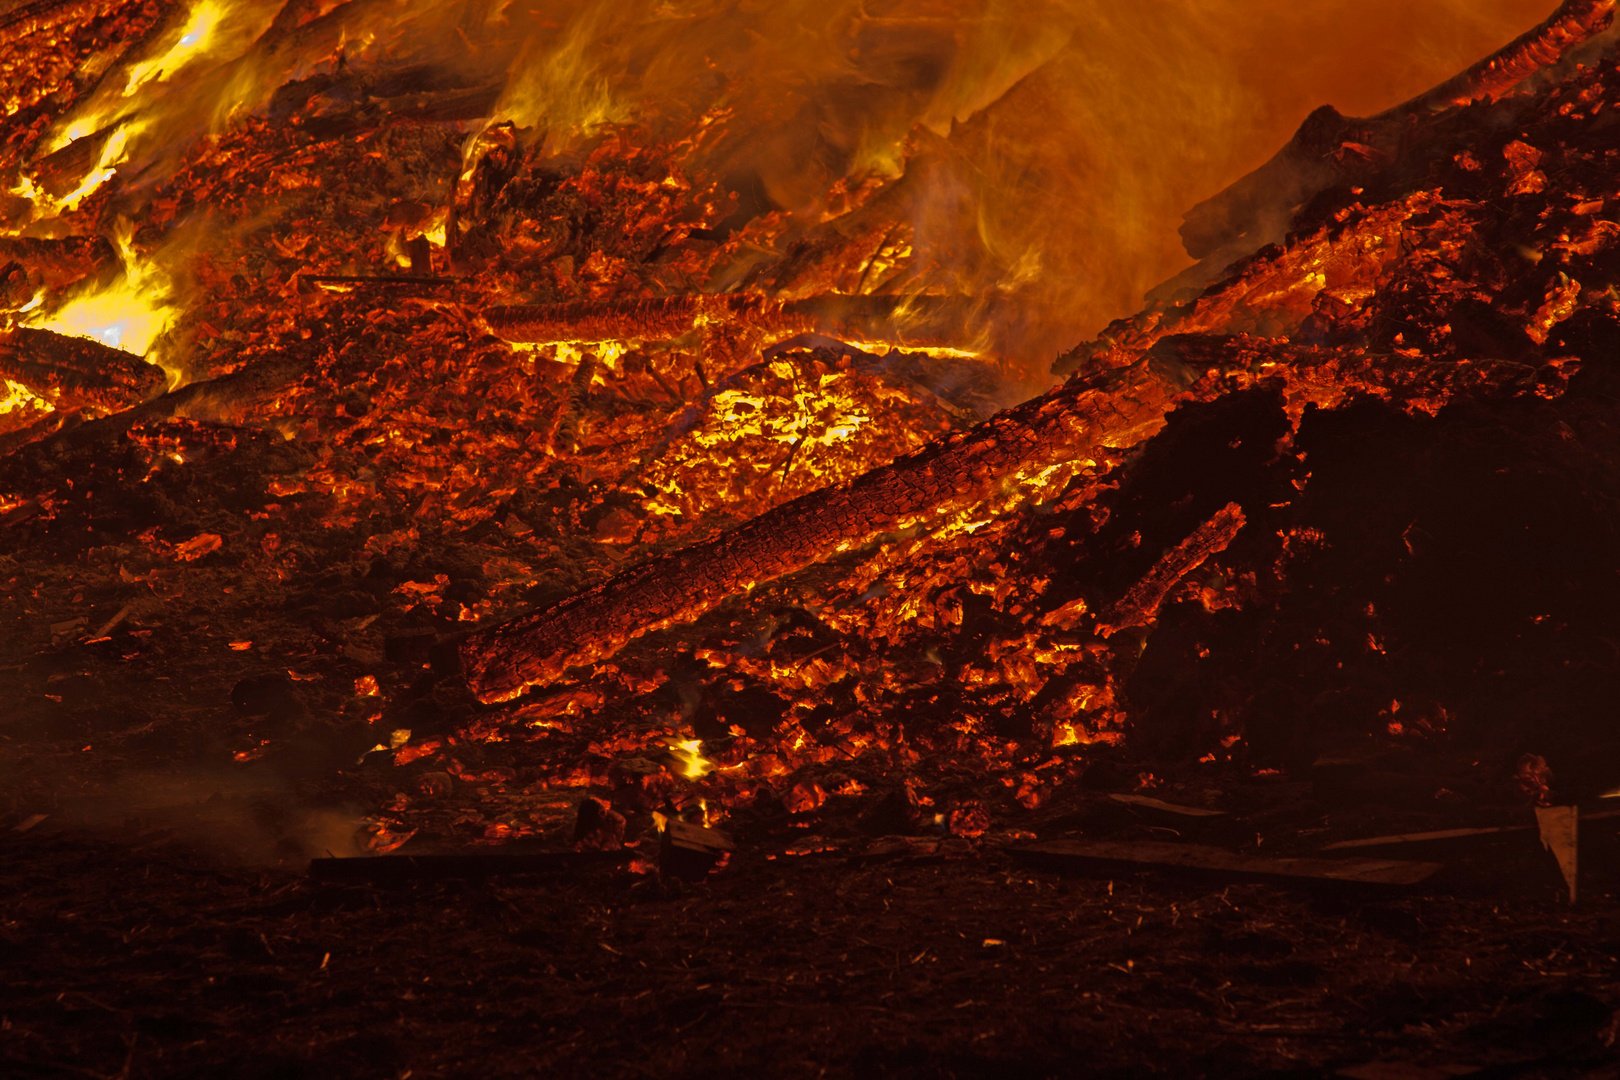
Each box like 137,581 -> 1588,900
1321,826 -> 1527,852
660,820 -> 736,882
1337,1063 -> 1479,1080
1013,839 -> 1440,888
1320,808 -> 1620,855
309,850 -> 627,883
1536,805 -> 1578,903
1108,793 -> 1227,818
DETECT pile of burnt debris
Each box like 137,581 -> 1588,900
7,4 -> 1620,1077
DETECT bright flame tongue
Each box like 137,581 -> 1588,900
42,279 -> 170,355
29,223 -> 176,361
123,1 -> 226,97
0,379 -> 49,418
17,0 -> 239,223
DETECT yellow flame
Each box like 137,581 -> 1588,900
668,738 -> 714,779
125,2 -> 226,97
16,0 -> 269,227
11,122 -> 144,223
0,379 -> 51,418
29,221 -> 177,363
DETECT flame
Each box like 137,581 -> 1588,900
29,222 -> 177,365
122,1 -> 228,98
0,379 -> 50,419
4,0 -> 1556,368
16,0 -> 278,225
669,738 -> 714,779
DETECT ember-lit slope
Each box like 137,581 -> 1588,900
2,2 -> 1616,859
438,17 -> 1620,845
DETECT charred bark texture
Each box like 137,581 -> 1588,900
462,362 -> 1178,702
1,355 -> 307,475
461,340 -> 1554,703
0,327 -> 165,412
1099,501 -> 1246,636
0,0 -> 108,43
484,293 -> 988,352
1386,0 -> 1617,117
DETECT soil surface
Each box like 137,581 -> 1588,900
4,810 -> 1618,1080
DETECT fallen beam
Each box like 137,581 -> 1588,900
460,336 -> 1548,703
309,849 -> 628,884
2,355 -> 308,470
1013,839 -> 1442,889
1180,0 -> 1616,260
483,292 -> 986,353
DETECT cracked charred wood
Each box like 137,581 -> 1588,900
0,0 -> 108,44
1179,0 -> 1615,260
24,0 -> 408,205
484,292 -> 989,353
463,361 -> 1176,702
290,83 -> 504,140
552,349 -> 598,454
1063,191 -> 1460,379
1384,0 -> 1616,117
25,120 -> 130,197
462,341 -> 1552,703
0,327 -> 165,413
0,235 -> 116,294
1,355 -> 308,473
1098,501 -> 1246,636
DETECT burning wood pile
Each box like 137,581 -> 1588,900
4,0 -> 1620,876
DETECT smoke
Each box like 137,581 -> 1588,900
27,0 -> 1561,370
7,764 -> 370,867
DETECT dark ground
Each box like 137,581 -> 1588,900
4,807 -> 1619,1080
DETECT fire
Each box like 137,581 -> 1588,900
669,739 -> 715,780
0,379 -> 48,419
121,1 -> 228,98
16,0 -> 276,224
0,0 -> 1597,861
28,222 -> 177,366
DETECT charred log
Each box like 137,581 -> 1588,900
1,355 -> 307,474
462,336 -> 1557,703
1180,0 -> 1616,260
1098,501 -> 1247,636
461,360 -> 1174,701
0,326 -> 164,411
1386,0 -> 1617,116
0,235 -> 116,295
0,0 -> 108,44
484,293 -> 992,354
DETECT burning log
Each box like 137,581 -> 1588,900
0,236 -> 115,295
2,355 -> 306,470
1180,0 -> 1616,260
1098,501 -> 1246,636
0,0 -> 109,46
461,339 -> 1554,703
552,348 -> 598,454
1393,0 -> 1617,116
460,359 -> 1173,702
0,326 -> 165,414
484,293 -> 990,354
